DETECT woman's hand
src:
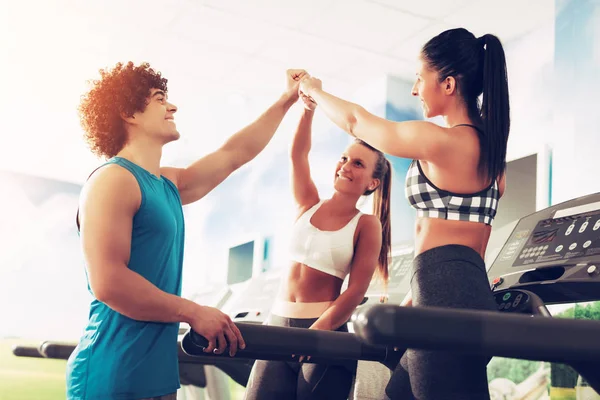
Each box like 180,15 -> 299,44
299,76 -> 322,99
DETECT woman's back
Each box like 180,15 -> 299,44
411,125 -> 506,257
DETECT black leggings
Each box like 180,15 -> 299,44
243,315 -> 356,400
386,245 -> 498,400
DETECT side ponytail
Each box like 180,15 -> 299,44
479,34 -> 510,183
355,139 -> 392,291
372,159 -> 392,290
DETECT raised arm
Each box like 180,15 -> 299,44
290,95 -> 320,216
79,165 -> 244,355
299,77 -> 454,162
161,69 -> 307,205
309,215 -> 382,331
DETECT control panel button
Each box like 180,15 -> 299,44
502,292 -> 511,301
579,221 -> 589,233
588,265 -> 598,275
569,243 -> 578,251
594,220 -> 600,231
584,240 -> 592,249
566,223 -> 575,235
512,294 -> 523,308
555,245 -> 564,253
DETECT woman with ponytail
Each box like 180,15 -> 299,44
299,28 -> 509,399
244,85 -> 392,400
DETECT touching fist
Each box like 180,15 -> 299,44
299,76 -> 322,99
285,69 -> 309,102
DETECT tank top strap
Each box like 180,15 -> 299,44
346,210 -> 364,232
75,157 -> 160,231
297,199 -> 325,221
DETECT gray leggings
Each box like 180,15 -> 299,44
386,245 -> 497,400
243,315 -> 356,400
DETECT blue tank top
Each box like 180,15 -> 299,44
66,157 -> 185,399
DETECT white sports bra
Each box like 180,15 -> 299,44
289,200 -> 363,280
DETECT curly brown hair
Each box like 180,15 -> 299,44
78,62 -> 168,158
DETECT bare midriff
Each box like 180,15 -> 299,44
279,262 -> 343,303
414,217 -> 492,259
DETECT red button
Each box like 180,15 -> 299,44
492,277 -> 503,285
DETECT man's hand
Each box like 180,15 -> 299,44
188,305 -> 245,357
285,69 -> 309,103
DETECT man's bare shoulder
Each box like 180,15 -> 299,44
80,164 -> 141,212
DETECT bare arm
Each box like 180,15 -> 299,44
79,165 -> 244,354
309,215 -> 382,331
290,105 -> 320,216
162,70 -> 308,205
300,78 -> 453,162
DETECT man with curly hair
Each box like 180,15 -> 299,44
67,61 -> 308,400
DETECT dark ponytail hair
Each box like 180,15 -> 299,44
421,28 -> 510,183
356,139 -> 391,289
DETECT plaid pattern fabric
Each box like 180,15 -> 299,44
405,160 -> 500,226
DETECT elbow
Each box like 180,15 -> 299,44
346,106 -> 363,138
229,156 -> 246,171
90,274 -> 122,306
346,286 -> 369,307
86,262 -> 131,310
290,148 -> 308,162
225,147 -> 249,171
92,282 -> 133,317
92,282 -> 114,304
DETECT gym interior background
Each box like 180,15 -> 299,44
1,0 -> 600,399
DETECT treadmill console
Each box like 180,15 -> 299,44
360,245 -> 414,307
488,192 -> 600,303
222,269 -> 283,324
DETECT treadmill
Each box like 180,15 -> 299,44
19,194 -> 600,395
351,192 -> 600,393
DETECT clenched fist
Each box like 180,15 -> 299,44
299,76 -> 322,99
284,69 -> 310,103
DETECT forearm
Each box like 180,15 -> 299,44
310,289 -> 366,331
95,266 -> 198,324
223,93 -> 296,167
290,108 -> 315,158
306,88 -> 364,139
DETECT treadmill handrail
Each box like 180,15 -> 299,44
12,345 -> 44,358
30,340 -> 247,366
181,322 -> 399,364
352,304 -> 600,364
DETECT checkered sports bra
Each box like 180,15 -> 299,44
405,124 -> 500,226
